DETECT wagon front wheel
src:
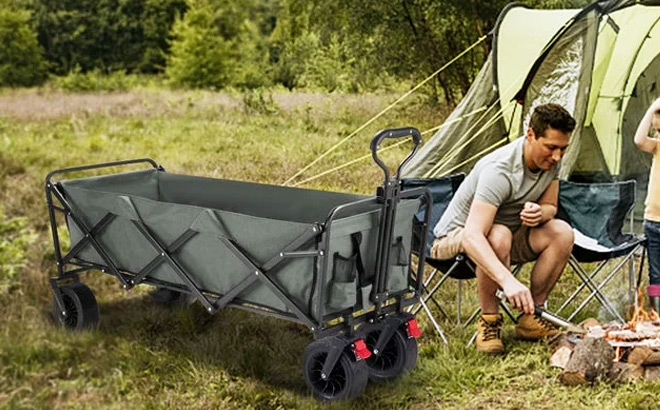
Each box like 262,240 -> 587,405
52,283 -> 99,330
360,323 -> 418,382
302,337 -> 369,401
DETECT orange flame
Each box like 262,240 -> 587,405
626,288 -> 660,328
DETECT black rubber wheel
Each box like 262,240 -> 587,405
52,283 -> 99,330
360,323 -> 418,382
149,287 -> 195,306
302,337 -> 369,401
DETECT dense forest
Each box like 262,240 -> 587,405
0,0 -> 591,102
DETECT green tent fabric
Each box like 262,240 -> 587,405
402,0 -> 660,198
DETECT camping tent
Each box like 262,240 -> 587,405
402,0 -> 660,200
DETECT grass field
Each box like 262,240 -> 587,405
1,88 -> 658,409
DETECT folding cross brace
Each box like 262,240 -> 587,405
556,248 -> 645,324
45,160 -> 327,330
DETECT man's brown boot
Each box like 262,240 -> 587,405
476,314 -> 504,354
515,314 -> 560,340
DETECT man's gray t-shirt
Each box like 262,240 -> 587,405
433,136 -> 560,237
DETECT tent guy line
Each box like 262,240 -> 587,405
283,35 -> 489,187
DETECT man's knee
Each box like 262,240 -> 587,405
536,219 -> 574,254
549,219 -> 573,247
487,224 -> 512,260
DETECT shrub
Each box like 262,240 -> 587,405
0,7 -> 47,87
49,67 -> 144,92
242,88 -> 279,115
166,2 -> 235,89
166,0 -> 272,90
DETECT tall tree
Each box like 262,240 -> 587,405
30,0 -> 185,74
167,0 -> 274,89
0,7 -> 47,86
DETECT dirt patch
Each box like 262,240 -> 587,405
0,89 -> 400,121
0,90 -> 239,121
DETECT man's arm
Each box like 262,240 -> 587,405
634,97 -> 660,154
520,180 -> 558,227
462,199 -> 535,314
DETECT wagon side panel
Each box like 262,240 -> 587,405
318,198 -> 420,319
62,184 -> 319,316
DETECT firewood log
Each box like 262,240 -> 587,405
579,318 -> 600,330
642,350 -> 660,366
549,333 -> 574,354
560,338 -> 614,386
645,366 -> 660,381
627,347 -> 652,366
609,362 -> 644,383
550,346 -> 573,369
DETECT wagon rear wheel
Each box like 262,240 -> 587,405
360,322 -> 418,382
302,337 -> 369,401
52,283 -> 99,330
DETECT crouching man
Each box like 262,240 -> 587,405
431,103 -> 575,354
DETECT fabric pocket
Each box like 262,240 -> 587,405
359,283 -> 373,310
387,237 -> 409,292
327,252 -> 358,310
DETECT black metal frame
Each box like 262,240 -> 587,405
46,128 -> 431,341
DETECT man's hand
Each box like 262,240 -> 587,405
501,277 -> 535,315
520,201 -> 542,227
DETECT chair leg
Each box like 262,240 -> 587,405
555,259 -> 608,315
408,266 -> 452,321
565,258 -> 623,321
566,254 -> 636,323
421,283 -> 453,323
457,279 -> 462,325
420,297 -> 448,344
463,309 -> 481,329
467,329 -> 478,347
411,269 -> 452,316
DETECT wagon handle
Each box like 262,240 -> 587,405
370,127 -> 422,183
45,158 -> 160,185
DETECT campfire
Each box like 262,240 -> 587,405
551,289 -> 660,385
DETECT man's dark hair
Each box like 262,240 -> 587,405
529,103 -> 576,137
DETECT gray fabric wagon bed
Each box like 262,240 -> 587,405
60,168 -> 420,322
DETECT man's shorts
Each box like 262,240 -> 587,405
430,225 -> 539,265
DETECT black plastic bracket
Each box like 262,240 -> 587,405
320,338 -> 347,380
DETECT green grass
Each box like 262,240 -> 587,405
0,88 -> 658,409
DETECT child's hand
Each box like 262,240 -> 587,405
652,97 -> 660,112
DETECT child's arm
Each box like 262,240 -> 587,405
634,98 -> 660,154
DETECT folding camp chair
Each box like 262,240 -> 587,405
554,179 -> 646,324
402,175 -> 520,343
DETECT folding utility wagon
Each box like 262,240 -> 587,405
45,128 -> 431,400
